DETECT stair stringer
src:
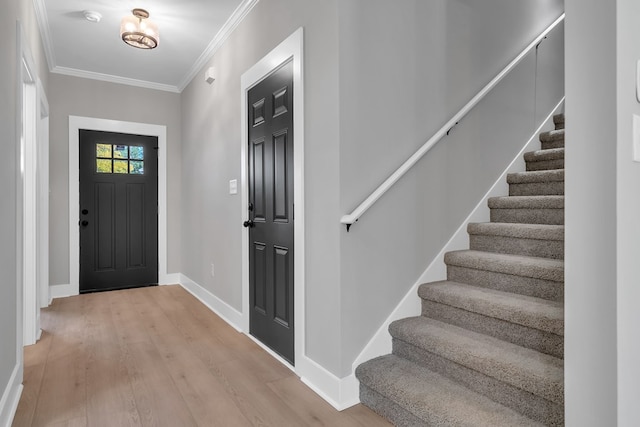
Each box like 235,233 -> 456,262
351,98 -> 565,376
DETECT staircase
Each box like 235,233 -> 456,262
356,114 -> 565,426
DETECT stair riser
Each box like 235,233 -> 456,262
526,159 -> 564,171
542,140 -> 565,150
490,208 -> 564,225
509,181 -> 564,196
360,385 -> 425,427
469,234 -> 564,259
393,339 -> 564,426
421,300 -> 563,358
447,266 -> 563,302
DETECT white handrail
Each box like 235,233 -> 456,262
340,13 -> 565,231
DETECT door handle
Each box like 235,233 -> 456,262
243,220 -> 255,228
81,220 -> 89,227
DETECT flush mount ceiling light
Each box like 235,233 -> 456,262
120,8 -> 159,50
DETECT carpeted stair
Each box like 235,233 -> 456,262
356,114 -> 565,426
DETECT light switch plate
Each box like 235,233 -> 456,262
229,179 -> 238,194
634,114 -> 640,162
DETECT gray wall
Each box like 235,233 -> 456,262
180,0 -> 563,377
181,0 -> 342,373
0,0 -> 21,402
616,1 -> 640,424
337,0 -> 564,374
0,0 -> 48,410
48,75 -> 182,286
565,0 -> 618,425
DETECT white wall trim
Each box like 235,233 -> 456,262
351,98 -> 566,374
37,78 -> 50,309
177,0 -> 260,91
159,273 -> 181,286
52,66 -> 181,93
297,358 -> 360,411
50,283 -> 75,301
179,274 -> 244,332
240,27 -> 305,363
0,364 -> 22,427
31,0 -> 56,72
68,117 -> 169,296
18,20 -> 40,347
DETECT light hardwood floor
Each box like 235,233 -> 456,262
12,285 -> 391,427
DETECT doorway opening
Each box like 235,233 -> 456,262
68,117 -> 170,297
19,22 -> 49,348
240,28 -> 304,369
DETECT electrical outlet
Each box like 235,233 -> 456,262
210,263 -> 215,277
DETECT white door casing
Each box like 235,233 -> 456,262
68,117 -> 170,296
240,28 -> 305,369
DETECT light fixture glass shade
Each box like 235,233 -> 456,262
120,9 -> 159,49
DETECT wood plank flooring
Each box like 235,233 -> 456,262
12,285 -> 391,427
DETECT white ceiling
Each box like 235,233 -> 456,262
34,0 -> 259,93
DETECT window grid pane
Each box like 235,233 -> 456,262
96,144 -> 112,158
130,146 -> 144,160
96,159 -> 112,173
95,143 -> 145,175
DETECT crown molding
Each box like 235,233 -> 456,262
32,0 -> 56,71
52,66 -> 181,93
177,0 -> 260,91
32,0 -> 258,93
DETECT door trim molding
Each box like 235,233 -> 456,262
240,28 -> 305,367
18,20 -> 41,347
68,116 -> 169,296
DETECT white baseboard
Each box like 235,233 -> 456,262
177,274 -> 360,410
351,98 -> 566,373
297,356 -> 360,411
178,274 -> 244,332
0,364 -> 23,427
50,283 -> 75,300
159,273 -> 181,285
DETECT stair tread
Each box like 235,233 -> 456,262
524,148 -> 565,162
539,129 -> 565,142
444,250 -> 564,282
467,222 -> 564,241
419,280 -> 564,335
488,195 -> 564,209
357,355 -> 544,427
389,317 -> 564,403
553,114 -> 564,126
507,169 -> 564,184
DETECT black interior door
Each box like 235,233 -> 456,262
79,130 -> 158,293
247,60 -> 295,364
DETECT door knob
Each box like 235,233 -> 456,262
243,220 -> 255,228
81,209 -> 89,215
81,220 -> 89,227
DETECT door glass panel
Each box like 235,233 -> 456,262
114,145 -> 129,159
130,161 -> 144,175
96,159 -> 112,173
94,143 -> 144,175
113,160 -> 128,174
130,146 -> 144,160
96,144 -> 112,158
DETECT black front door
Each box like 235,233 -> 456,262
79,130 -> 158,293
247,60 -> 295,364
